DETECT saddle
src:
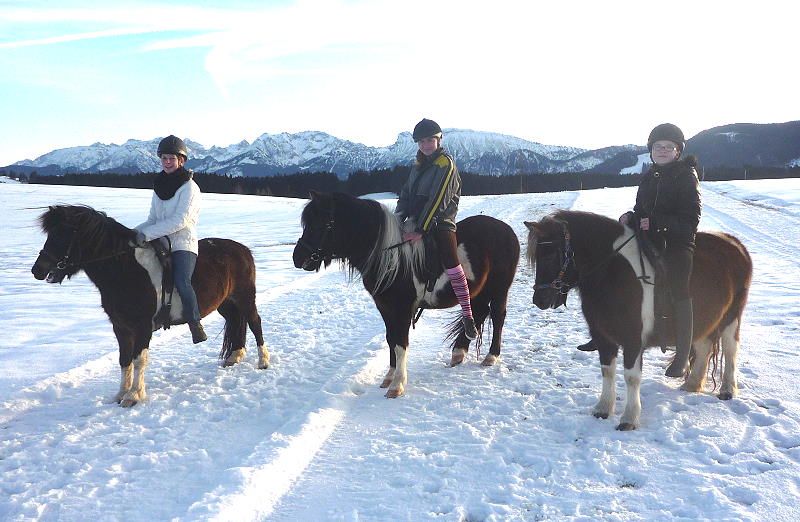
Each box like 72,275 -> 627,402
149,237 -> 175,330
634,228 -> 672,350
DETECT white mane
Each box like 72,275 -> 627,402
361,204 -> 426,295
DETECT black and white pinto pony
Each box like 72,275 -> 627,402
525,210 -> 752,430
31,205 -> 268,407
293,192 -> 519,398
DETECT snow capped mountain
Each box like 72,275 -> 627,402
6,121 -> 799,177
4,129 -> 614,178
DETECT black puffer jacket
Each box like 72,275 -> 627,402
633,155 -> 701,249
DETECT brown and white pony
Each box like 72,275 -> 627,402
525,210 -> 752,430
31,205 -> 268,407
293,192 -> 519,397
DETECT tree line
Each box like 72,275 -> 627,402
2,164 -> 798,199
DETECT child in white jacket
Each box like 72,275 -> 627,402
135,135 -> 207,343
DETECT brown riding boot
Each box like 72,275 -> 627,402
189,321 -> 208,344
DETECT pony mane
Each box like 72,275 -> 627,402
39,205 -> 133,260
305,193 -> 425,295
360,202 -> 425,294
526,209 -> 623,266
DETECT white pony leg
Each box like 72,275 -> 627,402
592,362 -> 616,419
385,345 -> 407,398
257,344 -> 270,369
618,361 -> 642,430
719,320 -> 740,400
115,364 -> 133,403
120,349 -> 149,407
224,347 -> 246,367
682,337 -> 713,393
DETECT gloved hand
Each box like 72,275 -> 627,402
402,231 -> 423,242
131,231 -> 148,248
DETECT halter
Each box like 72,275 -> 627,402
296,200 -> 338,269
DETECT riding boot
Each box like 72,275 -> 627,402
189,321 -> 208,344
446,265 -> 478,340
665,298 -> 693,377
577,339 -> 597,351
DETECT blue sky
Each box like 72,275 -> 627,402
1,0 -> 798,166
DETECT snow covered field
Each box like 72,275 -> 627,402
1,178 -> 799,521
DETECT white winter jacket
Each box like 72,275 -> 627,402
137,178 -> 201,254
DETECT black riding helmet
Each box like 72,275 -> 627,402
412,118 -> 443,142
647,123 -> 685,153
157,135 -> 188,160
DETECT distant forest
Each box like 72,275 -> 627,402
3,164 -> 798,199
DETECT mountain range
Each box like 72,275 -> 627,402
5,121 -> 800,178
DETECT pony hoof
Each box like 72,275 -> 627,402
480,354 -> 498,366
384,387 -> 404,398
379,377 -> 392,388
593,412 -> 609,420
258,346 -> 270,369
224,348 -> 246,367
718,391 -> 733,400
680,382 -> 702,393
120,398 -> 138,408
616,422 -> 637,431
450,348 -> 467,367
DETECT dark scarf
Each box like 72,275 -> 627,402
415,147 -> 444,167
153,167 -> 192,200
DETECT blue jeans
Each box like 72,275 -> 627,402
172,250 -> 201,322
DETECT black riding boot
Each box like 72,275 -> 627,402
189,321 -> 207,344
665,298 -> 693,377
577,339 -> 597,351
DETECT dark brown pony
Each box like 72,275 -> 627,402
31,205 -> 268,407
293,192 -> 519,397
525,210 -> 752,430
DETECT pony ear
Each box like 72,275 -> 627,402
524,221 -> 537,231
309,190 -> 319,200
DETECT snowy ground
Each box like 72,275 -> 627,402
1,179 -> 799,521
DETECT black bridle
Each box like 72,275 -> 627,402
533,228 -> 576,295
296,201 -> 338,269
534,225 -> 637,295
38,225 -> 129,278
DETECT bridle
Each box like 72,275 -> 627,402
533,227 -> 576,296
533,224 -> 637,296
38,226 -> 79,273
38,225 -> 128,278
296,201 -> 338,269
